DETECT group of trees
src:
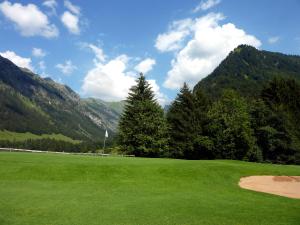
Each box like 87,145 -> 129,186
118,74 -> 300,164
0,139 -> 110,153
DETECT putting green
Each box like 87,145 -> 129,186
0,152 -> 299,225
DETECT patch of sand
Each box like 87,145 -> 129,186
239,176 -> 300,199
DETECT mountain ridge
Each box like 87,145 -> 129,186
194,45 -> 300,98
0,55 -> 124,142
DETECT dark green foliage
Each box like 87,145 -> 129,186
0,139 -> 102,153
189,45 -> 300,164
118,74 -> 168,157
192,88 -> 212,159
167,83 -> 195,158
194,45 -> 300,99
207,90 -> 260,161
257,78 -> 300,164
167,83 -> 211,159
0,136 -> 118,153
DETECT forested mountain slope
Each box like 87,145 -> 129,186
194,45 -> 300,98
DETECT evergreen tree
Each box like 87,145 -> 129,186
192,88 -> 213,159
166,83 -> 195,158
258,78 -> 300,164
118,73 -> 168,157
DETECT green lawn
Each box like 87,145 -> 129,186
0,152 -> 299,225
0,130 -> 81,144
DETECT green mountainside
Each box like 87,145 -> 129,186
194,45 -> 300,98
191,45 -> 300,164
0,55 -> 124,142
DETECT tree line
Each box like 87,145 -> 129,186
118,74 -> 300,164
0,138 -> 114,153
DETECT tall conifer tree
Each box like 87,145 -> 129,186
166,83 -> 195,158
118,73 -> 168,157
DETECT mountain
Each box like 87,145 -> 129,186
0,55 -> 123,142
192,45 -> 300,164
81,98 -> 125,132
194,45 -> 300,98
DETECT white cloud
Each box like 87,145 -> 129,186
193,0 -> 221,12
79,42 -> 106,64
64,0 -> 80,15
81,48 -> 167,105
56,60 -> 77,75
32,48 -> 46,58
155,18 -> 193,52
39,60 -> 46,71
82,55 -> 136,102
61,11 -> 80,34
148,80 -> 169,106
268,36 -> 280,44
88,44 -> 106,63
0,1 -> 58,38
0,50 -> 33,70
43,0 -> 57,15
160,13 -> 261,89
134,58 -> 156,74
61,1 -> 81,34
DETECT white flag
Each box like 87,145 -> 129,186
105,130 -> 108,138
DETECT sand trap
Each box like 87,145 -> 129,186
239,176 -> 300,199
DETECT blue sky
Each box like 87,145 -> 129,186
0,0 -> 299,104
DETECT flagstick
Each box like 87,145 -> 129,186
103,130 -> 108,154
103,136 -> 106,153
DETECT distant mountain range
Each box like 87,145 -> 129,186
194,45 -> 300,98
1,45 -> 300,143
0,55 -> 124,142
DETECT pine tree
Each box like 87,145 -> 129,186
166,83 -> 195,158
118,73 -> 168,157
192,88 -> 213,159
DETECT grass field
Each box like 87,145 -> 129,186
0,130 -> 81,144
0,152 -> 299,225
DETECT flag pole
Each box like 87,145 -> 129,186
103,138 -> 105,154
103,130 -> 108,153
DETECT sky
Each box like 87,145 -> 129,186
0,0 -> 299,105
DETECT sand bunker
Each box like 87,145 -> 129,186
239,176 -> 300,199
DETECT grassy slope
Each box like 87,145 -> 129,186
0,152 -> 299,225
0,130 -> 81,144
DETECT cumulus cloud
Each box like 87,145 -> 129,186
155,18 -> 193,52
82,55 -> 136,101
61,11 -> 80,34
81,46 -> 167,105
60,0 -> 81,34
32,48 -> 46,58
64,0 -> 80,15
0,1 -> 58,38
268,36 -> 280,44
159,13 -> 261,89
193,0 -> 221,12
0,50 -> 33,70
134,58 -> 156,74
56,60 -> 77,75
43,0 -> 57,15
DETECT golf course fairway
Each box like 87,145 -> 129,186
0,152 -> 299,225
